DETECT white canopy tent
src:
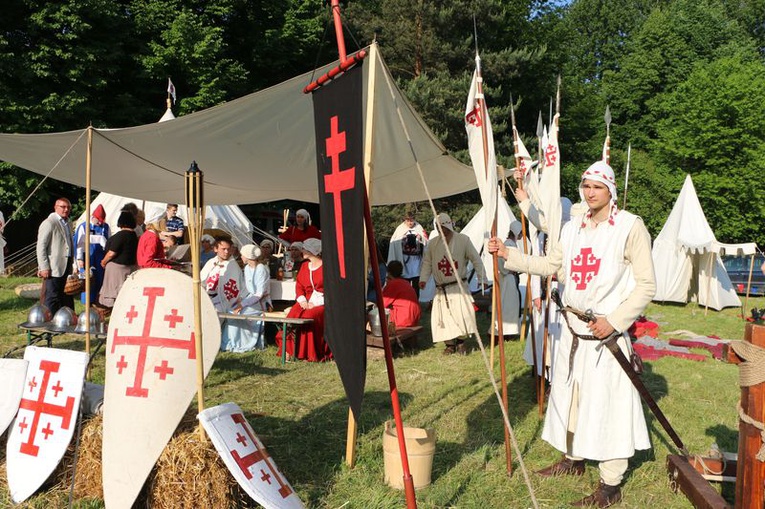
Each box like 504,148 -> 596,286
74,192 -> 254,247
0,43 -> 477,206
651,174 -> 756,310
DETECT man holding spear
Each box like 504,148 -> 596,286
488,161 -> 656,508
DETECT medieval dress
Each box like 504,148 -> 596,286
504,210 -> 655,461
419,232 -> 485,343
382,277 -> 421,329
491,237 -> 521,336
276,262 -> 330,362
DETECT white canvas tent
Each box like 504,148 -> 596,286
0,43 -> 477,206
74,192 -> 254,247
652,174 -> 756,310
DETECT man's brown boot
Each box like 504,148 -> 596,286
571,481 -> 622,508
535,456 -> 585,477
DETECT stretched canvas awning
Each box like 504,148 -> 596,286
0,44 -> 476,206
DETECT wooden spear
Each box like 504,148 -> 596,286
604,105 -> 611,164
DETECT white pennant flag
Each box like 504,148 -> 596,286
539,113 -> 562,249
167,78 -> 177,104
465,54 -> 498,234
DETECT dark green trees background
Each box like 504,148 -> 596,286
1,0 -> 763,246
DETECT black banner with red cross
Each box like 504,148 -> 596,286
311,63 -> 366,420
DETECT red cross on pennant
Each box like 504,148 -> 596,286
437,256 -> 456,277
465,106 -> 482,127
570,247 -> 601,290
16,360 -> 75,457
111,287 -> 195,398
324,115 -> 356,279
545,144 -> 558,167
229,412 -> 293,498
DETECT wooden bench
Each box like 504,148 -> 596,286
218,311 -> 313,364
366,325 -> 424,351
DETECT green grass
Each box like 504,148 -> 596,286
0,276 -> 758,508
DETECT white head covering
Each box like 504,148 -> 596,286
579,161 -> 618,203
240,244 -> 261,261
260,239 -> 274,249
200,234 -> 215,244
302,237 -> 322,256
434,212 -> 455,232
289,241 -> 304,252
296,208 -> 311,224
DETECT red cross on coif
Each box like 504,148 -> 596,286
324,115 -> 356,279
570,247 -> 601,291
229,412 -> 292,498
16,360 -> 75,457
111,287 -> 196,398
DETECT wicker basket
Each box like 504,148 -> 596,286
64,275 -> 86,296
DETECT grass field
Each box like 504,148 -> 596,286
0,276 -> 759,508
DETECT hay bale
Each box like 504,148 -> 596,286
56,409 -> 255,508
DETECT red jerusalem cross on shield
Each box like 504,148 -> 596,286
570,247 -> 601,290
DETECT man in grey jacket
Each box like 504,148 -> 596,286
37,198 -> 75,314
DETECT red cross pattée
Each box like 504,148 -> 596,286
570,247 -> 601,291
110,287 -> 195,398
437,256 -> 457,277
16,360 -> 75,457
229,412 -> 292,498
324,115 -> 356,279
465,106 -> 482,127
545,143 -> 558,167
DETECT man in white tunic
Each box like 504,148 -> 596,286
200,237 -> 243,314
489,161 -> 655,508
420,213 -> 485,355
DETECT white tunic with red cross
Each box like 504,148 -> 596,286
541,210 -> 650,461
201,257 -> 243,312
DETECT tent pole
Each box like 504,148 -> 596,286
744,254 -> 755,318
705,253 -> 714,316
84,125 -> 93,370
345,42 -> 379,470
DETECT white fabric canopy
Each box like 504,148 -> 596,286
652,174 -> 753,310
75,192 -> 254,247
0,44 -> 476,206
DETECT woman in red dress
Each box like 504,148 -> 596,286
276,238 -> 331,361
383,260 -> 421,328
278,208 -> 321,245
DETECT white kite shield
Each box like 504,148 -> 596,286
0,358 -> 28,436
199,403 -> 305,509
102,268 -> 221,509
6,347 -> 88,504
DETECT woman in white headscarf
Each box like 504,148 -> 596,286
277,208 -> 321,246
221,244 -> 271,352
276,237 -> 331,362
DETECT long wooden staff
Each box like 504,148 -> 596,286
511,98 -> 538,405
476,53 -> 511,476
603,105 -> 611,164
623,144 -> 631,209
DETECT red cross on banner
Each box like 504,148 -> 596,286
545,143 -> 558,167
110,286 -> 196,398
570,247 -> 601,290
465,106 -> 482,127
323,115 -> 356,278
